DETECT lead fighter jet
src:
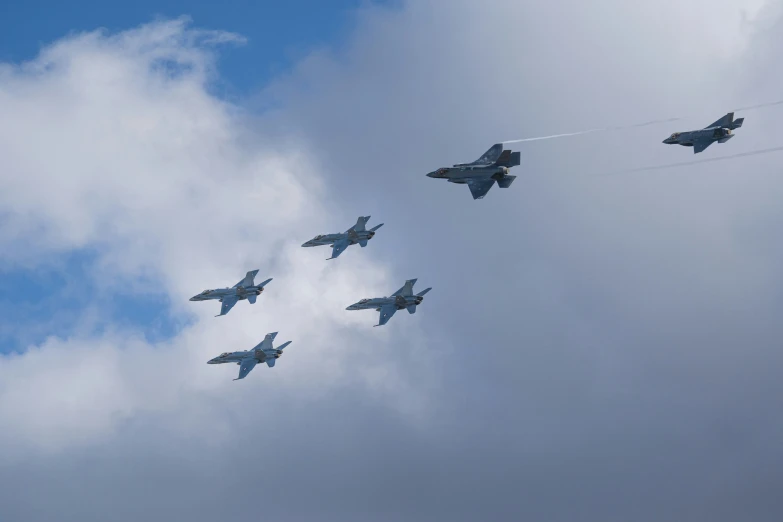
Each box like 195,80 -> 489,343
346,278 -> 432,326
189,269 -> 272,317
301,216 -> 384,260
662,112 -> 745,154
426,143 -> 521,200
207,332 -> 292,381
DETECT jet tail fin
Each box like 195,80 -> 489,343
369,223 -> 384,232
416,287 -> 432,297
396,279 -> 417,297
257,278 -> 273,288
235,269 -> 259,288
705,112 -> 744,130
496,175 -> 516,188
351,216 -> 370,232
277,341 -> 292,351
492,150 -> 520,167
407,304 -> 417,314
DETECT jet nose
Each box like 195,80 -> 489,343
426,171 -> 436,178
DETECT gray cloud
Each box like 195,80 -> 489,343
2,1 -> 783,521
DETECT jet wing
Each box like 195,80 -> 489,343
375,304 -> 398,327
693,139 -> 713,154
217,296 -> 238,316
234,358 -> 258,380
466,178 -> 495,200
704,112 -> 733,129
328,238 -> 350,260
233,269 -> 259,288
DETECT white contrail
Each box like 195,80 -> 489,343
502,99 -> 783,145
502,117 -> 683,144
609,145 -> 783,175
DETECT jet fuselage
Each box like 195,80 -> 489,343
302,229 -> 377,247
189,285 -> 265,302
426,165 -> 509,184
207,348 -> 281,365
347,294 -> 424,311
662,127 -> 733,148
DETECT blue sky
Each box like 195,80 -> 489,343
0,1 -> 393,353
0,0 -> 391,90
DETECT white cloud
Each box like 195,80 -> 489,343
0,16 -> 437,455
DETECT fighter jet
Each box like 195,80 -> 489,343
346,278 -> 432,327
207,332 -> 292,381
426,143 -> 520,200
663,112 -> 745,154
301,216 -> 384,260
189,270 -> 272,317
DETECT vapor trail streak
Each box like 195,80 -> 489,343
611,145 -> 783,175
502,99 -> 783,145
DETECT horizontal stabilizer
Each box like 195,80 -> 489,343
407,304 -> 417,314
416,287 -> 432,297
266,359 -> 276,368
247,294 -> 257,304
496,175 -> 516,188
359,240 -> 368,247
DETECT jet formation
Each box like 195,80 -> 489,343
193,107 -> 749,380
426,143 -> 521,200
302,216 -> 384,259
346,278 -> 432,327
662,112 -> 745,154
190,269 -> 272,317
208,332 -> 292,380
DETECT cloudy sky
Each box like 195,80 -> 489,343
2,1 -> 783,520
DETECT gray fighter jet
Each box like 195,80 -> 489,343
189,270 -> 272,317
663,112 -> 745,154
301,216 -> 384,260
426,143 -> 520,200
346,278 -> 432,327
207,332 -> 292,381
